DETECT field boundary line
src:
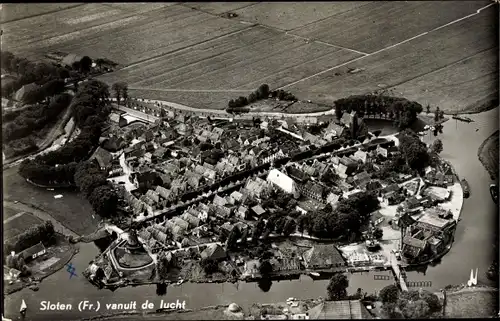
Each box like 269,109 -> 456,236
0,3 -> 86,24
128,87 -> 252,93
286,31 -> 369,55
278,3 -> 496,90
384,46 -> 497,93
119,25 -> 255,71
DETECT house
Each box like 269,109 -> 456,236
370,211 -> 385,226
353,171 -> 371,188
326,123 -> 345,138
251,205 -> 266,219
402,235 -> 427,259
237,205 -> 249,220
376,145 -> 388,158
302,244 -> 346,269
299,181 -> 324,201
266,169 -> 297,195
61,53 -> 83,67
213,195 -> 228,207
91,147 -> 113,171
326,192 -> 340,207
200,244 -> 226,261
340,111 -> 357,128
19,242 -> 46,262
352,150 -> 369,163
14,83 -> 40,102
307,300 -> 372,319
423,186 -> 451,202
288,167 -> 309,184
230,191 -> 244,203
416,212 -> 456,235
181,212 -> 200,228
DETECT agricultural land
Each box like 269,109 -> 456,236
1,2 -> 496,113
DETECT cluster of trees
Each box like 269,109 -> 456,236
18,80 -> 111,186
3,92 -> 72,142
297,191 -> 380,240
1,51 -> 72,100
155,250 -> 176,280
378,284 -> 442,319
74,161 -> 118,218
269,89 -> 297,101
4,221 -> 55,254
201,258 -> 220,275
226,84 -> 298,113
399,129 -> 431,174
111,82 -> 128,105
334,95 -> 423,129
5,253 -> 30,276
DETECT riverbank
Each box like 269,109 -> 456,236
4,234 -> 79,295
477,130 -> 499,181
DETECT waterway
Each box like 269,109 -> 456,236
4,108 -> 498,320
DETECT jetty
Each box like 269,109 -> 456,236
390,253 -> 408,291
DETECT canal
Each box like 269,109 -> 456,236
4,108 -> 498,320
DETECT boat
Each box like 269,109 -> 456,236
452,115 -> 474,123
490,184 -> 498,204
365,239 -> 380,251
309,272 -> 320,277
20,300 -> 27,314
460,179 -> 470,198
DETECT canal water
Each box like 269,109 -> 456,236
4,108 -> 498,320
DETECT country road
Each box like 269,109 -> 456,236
123,97 -> 336,118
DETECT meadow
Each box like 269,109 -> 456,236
1,2 -> 497,113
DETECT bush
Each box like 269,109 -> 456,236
5,221 -> 55,253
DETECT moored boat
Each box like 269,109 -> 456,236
490,184 -> 498,204
461,179 -> 470,198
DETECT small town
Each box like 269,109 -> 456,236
2,3 -> 498,320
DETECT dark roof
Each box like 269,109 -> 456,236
91,147 -> 113,168
20,242 -> 46,258
307,300 -> 372,319
398,213 -> 416,228
303,244 -> 345,267
200,244 -> 226,260
304,181 -> 324,196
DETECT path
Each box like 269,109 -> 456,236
3,200 -> 79,238
390,253 -> 408,291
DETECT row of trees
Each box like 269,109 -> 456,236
378,284 -> 442,318
19,80 -> 112,187
3,92 -> 72,142
334,95 -> 423,129
1,51 -> 73,100
226,84 -> 298,112
297,191 -> 380,240
111,82 -> 129,105
4,221 -> 55,254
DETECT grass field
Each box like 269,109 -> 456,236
478,130 -> 499,181
4,211 -> 43,240
444,287 -> 498,318
3,165 -> 97,235
2,2 -> 497,112
287,5 -> 497,112
0,3 -> 83,23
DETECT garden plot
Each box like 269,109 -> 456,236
292,0 -> 491,54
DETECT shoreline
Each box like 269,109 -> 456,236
4,235 -> 79,296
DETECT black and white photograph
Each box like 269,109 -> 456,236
1,1 -> 499,320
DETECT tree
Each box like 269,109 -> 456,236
259,260 -> 273,276
257,84 -> 270,99
434,107 -> 440,122
112,82 -> 124,105
79,173 -> 107,197
400,299 -> 430,319
379,284 -> 400,304
327,273 -> 349,300
282,219 -> 297,236
252,219 -> 265,242
431,139 -> 443,154
426,104 -> 430,114
226,227 -> 241,250
297,215 -> 309,235
79,56 -> 93,73
373,227 -> 383,239
121,83 -> 128,103
201,259 -> 219,274
257,278 -> 272,292
88,185 -> 118,217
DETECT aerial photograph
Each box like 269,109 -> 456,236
1,2 -> 499,320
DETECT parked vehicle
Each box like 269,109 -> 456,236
461,179 -> 470,198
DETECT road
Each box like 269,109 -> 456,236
126,97 -> 335,118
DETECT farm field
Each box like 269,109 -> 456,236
115,26 -> 361,91
4,212 -> 43,240
390,48 -> 498,113
182,2 -> 260,15
231,2 -> 371,31
292,1 -> 491,54
2,4 -> 248,65
0,3 -> 83,23
1,2 -> 497,114
286,5 -> 497,111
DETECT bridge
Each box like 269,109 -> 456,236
390,253 -> 409,291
